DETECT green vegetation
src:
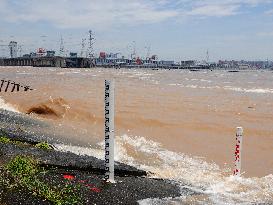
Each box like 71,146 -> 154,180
0,136 -> 11,144
35,142 -> 53,150
0,136 -> 53,151
0,136 -> 81,204
2,155 -> 82,205
6,155 -> 38,177
0,136 -> 26,146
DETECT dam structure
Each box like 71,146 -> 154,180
0,39 -> 270,70
0,56 -> 212,69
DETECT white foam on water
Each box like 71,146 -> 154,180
0,97 -> 19,112
55,70 -> 80,75
168,83 -> 273,94
223,86 -> 273,94
200,79 -> 212,83
48,68 -> 57,71
185,85 -> 199,89
16,72 -> 33,75
169,83 -> 183,86
56,72 -> 66,75
54,135 -> 273,205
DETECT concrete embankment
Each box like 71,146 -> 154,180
0,109 -> 196,204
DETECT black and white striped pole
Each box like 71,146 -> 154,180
104,80 -> 115,183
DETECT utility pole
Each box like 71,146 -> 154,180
88,30 -> 95,67
145,45 -> 151,60
130,41 -> 136,60
206,49 -> 210,64
18,45 -> 22,57
8,41 -> 18,58
80,38 -> 86,58
59,36 -> 65,57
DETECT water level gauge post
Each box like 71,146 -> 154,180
104,80 -> 115,183
234,127 -> 243,176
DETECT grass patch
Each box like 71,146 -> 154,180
0,136 -> 52,151
6,155 -> 38,177
0,136 -> 11,144
35,142 -> 53,150
0,136 -> 26,146
3,155 -> 82,205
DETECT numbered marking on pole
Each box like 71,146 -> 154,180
234,127 -> 243,176
104,80 -> 115,183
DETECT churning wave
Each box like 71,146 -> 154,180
0,96 -> 19,112
26,97 -> 70,119
54,135 -> 273,205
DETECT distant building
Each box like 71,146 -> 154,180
8,41 -> 17,58
47,51 -> 56,57
22,54 -> 31,58
238,64 -> 250,69
106,53 -> 120,59
158,60 -> 174,66
30,52 -> 36,58
69,52 -> 77,58
218,60 -> 237,68
0,58 -> 4,66
99,52 -> 106,59
136,57 -> 142,65
36,48 -> 46,57
181,60 -> 195,67
151,55 -> 158,60
33,56 -> 65,67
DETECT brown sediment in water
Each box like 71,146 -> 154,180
1,67 -> 273,177
26,98 -> 69,119
27,105 -> 59,117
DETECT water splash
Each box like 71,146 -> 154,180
55,134 -> 273,204
0,97 -> 19,112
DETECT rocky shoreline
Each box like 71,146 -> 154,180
0,109 -> 196,204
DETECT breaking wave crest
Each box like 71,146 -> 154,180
55,135 -> 273,205
26,97 -> 70,119
0,96 -> 19,112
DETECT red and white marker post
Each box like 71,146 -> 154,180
234,127 -> 243,176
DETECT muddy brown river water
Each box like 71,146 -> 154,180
0,66 -> 272,204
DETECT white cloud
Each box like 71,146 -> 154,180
191,0 -> 272,6
265,9 -> 273,15
0,0 -> 178,29
187,4 -> 239,17
184,0 -> 273,17
0,0 -> 272,29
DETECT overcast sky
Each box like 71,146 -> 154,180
0,0 -> 273,61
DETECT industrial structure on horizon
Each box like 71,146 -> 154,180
0,32 -> 272,69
